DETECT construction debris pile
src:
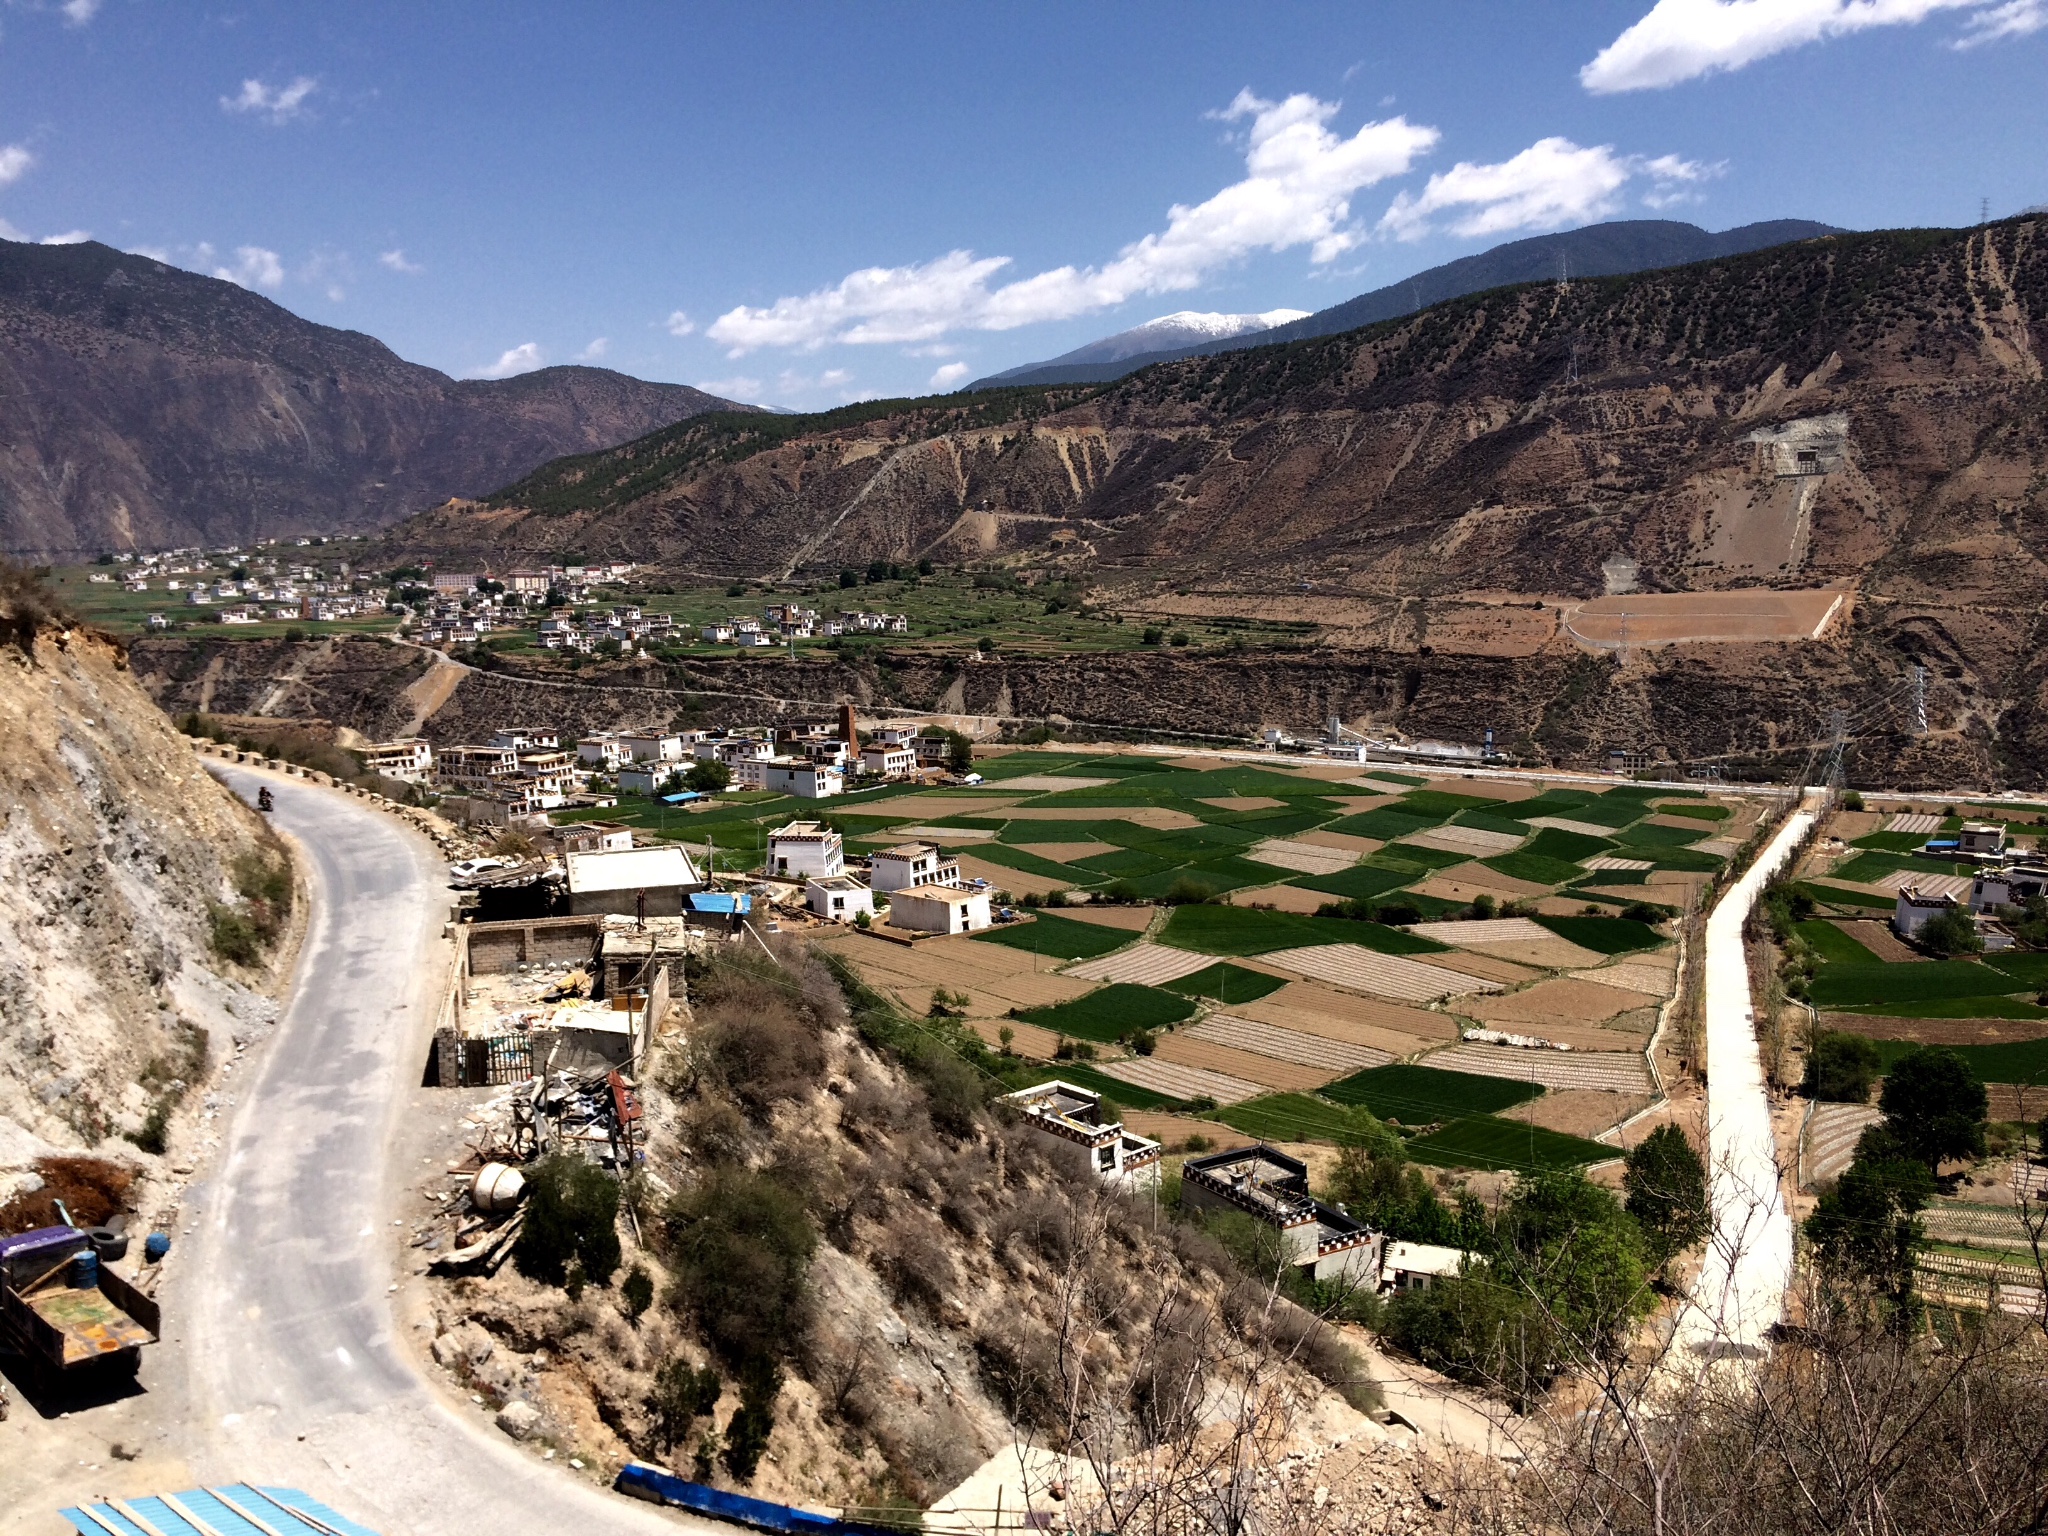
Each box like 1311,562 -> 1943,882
422,1067 -> 644,1277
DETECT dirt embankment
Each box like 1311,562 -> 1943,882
132,630 -> 2028,787
0,623 -> 291,1185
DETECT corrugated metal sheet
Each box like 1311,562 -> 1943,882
63,1485 -> 379,1536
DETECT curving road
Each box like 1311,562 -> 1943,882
152,766 -> 707,1534
1669,793 -> 1819,1371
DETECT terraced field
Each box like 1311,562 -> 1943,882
812,752 -> 1725,1168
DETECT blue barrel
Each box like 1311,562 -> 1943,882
71,1248 -> 99,1288
144,1232 -> 171,1263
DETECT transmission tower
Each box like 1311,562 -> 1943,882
1912,665 -> 1928,734
1820,706 -> 1850,795
1982,196 -> 1992,225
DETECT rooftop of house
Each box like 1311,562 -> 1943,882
565,844 -> 702,894
1896,886 -> 1960,909
877,842 -> 940,860
807,875 -> 869,893
1382,1240 -> 1468,1278
1005,1080 -> 1106,1128
770,820 -> 836,840
893,880 -> 981,902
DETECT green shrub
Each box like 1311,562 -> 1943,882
722,1359 -> 781,1482
208,903 -> 262,965
1623,1125 -> 1709,1266
1805,1032 -> 1881,1103
647,1357 -> 722,1450
514,1154 -> 622,1287
659,1167 -> 815,1367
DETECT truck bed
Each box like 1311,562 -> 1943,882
19,1272 -> 157,1365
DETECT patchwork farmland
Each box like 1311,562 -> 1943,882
809,749 -> 1741,1172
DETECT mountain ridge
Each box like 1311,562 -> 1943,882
0,239 -> 752,559
972,218 -> 1842,388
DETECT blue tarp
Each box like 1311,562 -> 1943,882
660,791 -> 705,804
63,1486 -> 379,1536
690,891 -> 752,914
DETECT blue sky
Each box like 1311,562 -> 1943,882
1,1 -> 2042,410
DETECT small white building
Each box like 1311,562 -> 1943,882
622,732 -> 685,763
1180,1146 -> 1379,1284
887,882 -> 990,935
1001,1081 -> 1161,1186
767,820 -> 844,880
871,843 -> 958,893
806,875 -> 874,923
1378,1241 -> 1469,1294
755,759 -> 842,799
577,734 -> 632,769
1958,822 -> 2008,857
360,738 -> 434,783
618,765 -> 676,796
1972,864 -> 2048,913
1893,886 -> 1960,941
860,743 -> 918,779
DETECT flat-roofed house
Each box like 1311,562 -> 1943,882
768,821 -> 844,880
622,732 -> 685,763
1893,885 -> 1961,941
806,875 -> 874,923
1958,822 -> 2009,857
361,738 -> 434,782
871,843 -> 958,892
1179,1145 -> 1379,1283
1001,1080 -> 1161,1186
860,743 -> 917,779
887,882 -> 990,935
564,845 -> 704,917
1379,1241 -> 1469,1294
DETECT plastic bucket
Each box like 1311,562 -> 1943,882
71,1249 -> 99,1288
143,1232 -> 171,1264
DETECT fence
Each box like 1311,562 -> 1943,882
615,1462 -> 910,1536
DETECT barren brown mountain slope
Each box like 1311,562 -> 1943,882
0,239 -> 750,559
383,221 -> 2046,611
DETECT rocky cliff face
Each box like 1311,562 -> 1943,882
0,616 -> 283,1164
0,239 -> 748,559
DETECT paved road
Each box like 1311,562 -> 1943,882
138,767 -> 705,1534
1671,794 -> 1819,1369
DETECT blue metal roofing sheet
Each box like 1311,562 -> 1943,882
62,1486 -> 380,1536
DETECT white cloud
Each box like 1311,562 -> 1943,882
1381,138 -> 1629,240
213,245 -> 284,290
708,89 -> 1438,353
0,219 -> 26,242
221,76 -> 319,124
62,0 -> 103,22
819,368 -> 852,387
1955,0 -> 2047,43
379,248 -> 422,274
578,337 -> 610,361
929,362 -> 972,390
695,376 -> 763,400
665,310 -> 696,337
40,229 -> 91,244
1580,0 -> 2029,92
0,145 -> 34,187
472,343 -> 546,379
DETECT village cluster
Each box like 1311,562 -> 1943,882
406,570 -> 910,655
1879,818 -> 2048,946
89,543 -> 385,628
363,701 -> 996,938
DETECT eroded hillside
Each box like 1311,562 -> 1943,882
0,592 -> 288,1163
384,221 -> 2046,610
